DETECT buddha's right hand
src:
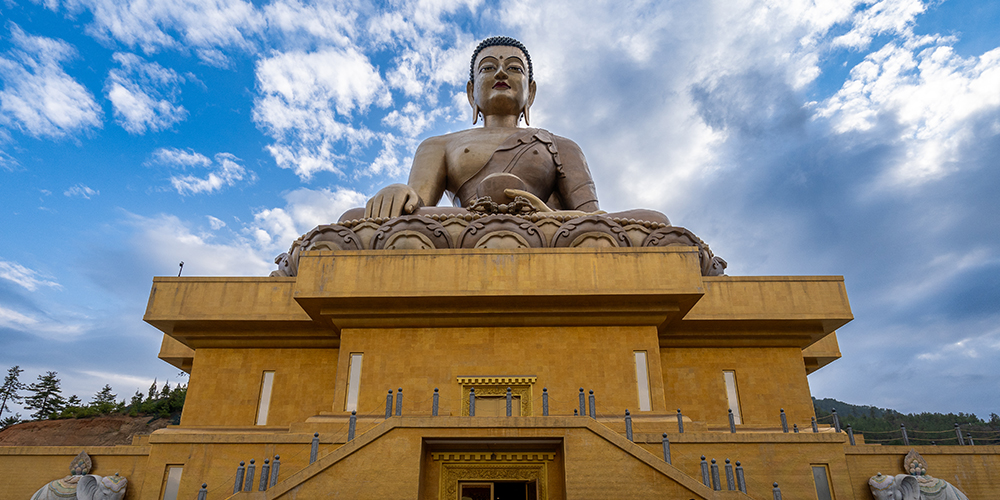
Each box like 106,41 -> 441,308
364,184 -> 423,219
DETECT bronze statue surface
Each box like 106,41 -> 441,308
365,38 -> 598,219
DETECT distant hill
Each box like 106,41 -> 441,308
812,397 -> 1000,445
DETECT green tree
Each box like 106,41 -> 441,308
146,379 -> 158,401
93,384 -> 116,405
0,366 -> 26,419
24,371 -> 66,420
66,395 -> 82,407
1,414 -> 20,429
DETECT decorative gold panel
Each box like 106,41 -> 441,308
440,462 -> 547,500
457,376 -> 536,416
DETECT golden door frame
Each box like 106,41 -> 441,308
433,452 -> 554,500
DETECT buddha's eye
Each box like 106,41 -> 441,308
479,65 -> 495,72
509,66 -> 523,73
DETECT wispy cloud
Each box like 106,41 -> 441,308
251,186 -> 368,251
0,260 -> 61,291
64,183 -> 99,199
147,147 -> 255,195
0,24 -> 102,138
105,52 -> 187,134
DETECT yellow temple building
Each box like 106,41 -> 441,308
5,228 -> 999,499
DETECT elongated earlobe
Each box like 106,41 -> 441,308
472,105 -> 481,125
522,105 -> 531,126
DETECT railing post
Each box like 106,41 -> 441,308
773,482 -> 783,500
661,433 -> 671,464
793,424 -> 799,433
625,410 -> 633,442
579,388 -> 586,416
967,433 -> 975,446
955,424 -> 965,445
812,416 -> 818,433
542,388 -> 549,416
700,456 -> 710,486
259,460 -> 270,491
847,425 -> 856,445
258,459 -> 270,491
269,455 -> 280,487
233,462 -> 245,495
506,387 -> 512,417
677,409 -> 684,433
832,409 -> 841,433
243,459 -> 255,492
725,459 -> 735,491
780,409 -> 788,433
735,461 -> 747,493
310,433 -> 319,464
197,483 -> 208,500
588,390 -> 596,419
432,388 -> 439,416
710,459 -> 721,491
348,411 -> 357,441
385,390 -> 393,419
395,388 -> 403,416
728,409 -> 736,433
469,388 -> 476,416
901,424 -> 909,446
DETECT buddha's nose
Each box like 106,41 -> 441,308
495,66 -> 508,79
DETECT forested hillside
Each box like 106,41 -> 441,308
813,398 -> 1000,445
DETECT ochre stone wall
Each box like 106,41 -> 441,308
661,347 -> 816,427
845,446 -> 1000,500
182,348 -> 339,426
330,326 -> 664,418
0,446 -> 149,500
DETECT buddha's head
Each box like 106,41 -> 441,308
467,36 -> 537,125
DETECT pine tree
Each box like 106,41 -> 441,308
1,414 -> 20,429
66,395 -> 82,407
0,366 -> 25,419
24,371 -> 66,420
147,379 -> 158,401
93,384 -> 117,404
160,381 -> 171,398
130,390 -> 143,407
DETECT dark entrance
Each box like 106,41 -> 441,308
459,480 -> 536,500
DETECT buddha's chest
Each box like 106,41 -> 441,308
443,130 -> 557,192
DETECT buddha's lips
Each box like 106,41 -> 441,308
493,82 -> 510,89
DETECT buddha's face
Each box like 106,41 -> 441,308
467,45 -> 536,119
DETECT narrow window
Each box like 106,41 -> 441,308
812,464 -> 834,500
255,371 -> 275,425
723,370 -> 742,424
345,353 -> 363,412
634,351 -> 652,411
161,466 -> 183,500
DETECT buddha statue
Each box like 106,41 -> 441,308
363,36 -> 601,219
272,37 -> 726,277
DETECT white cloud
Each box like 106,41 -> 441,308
50,0 -> 264,66
0,24 -> 102,138
819,40 -> 1000,185
206,215 -> 226,229
261,0 -> 357,48
105,52 -> 187,134
252,47 -> 390,179
125,213 -> 273,276
251,186 -> 367,251
146,147 -> 212,168
0,305 -> 86,340
64,184 -> 99,199
0,260 -> 61,291
147,147 -> 255,195
832,0 -> 927,49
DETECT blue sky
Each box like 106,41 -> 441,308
1,0 -> 998,419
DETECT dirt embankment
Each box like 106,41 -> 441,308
0,416 -> 170,446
